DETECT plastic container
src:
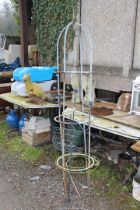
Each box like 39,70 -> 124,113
6,109 -> 19,129
11,80 -> 57,97
118,152 -> 131,172
132,165 -> 140,201
13,66 -> 57,82
19,114 -> 26,131
132,175 -> 140,201
11,81 -> 28,96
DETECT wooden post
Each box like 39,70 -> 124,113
19,0 -> 28,66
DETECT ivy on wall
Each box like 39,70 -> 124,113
11,0 -> 78,65
32,0 -> 78,65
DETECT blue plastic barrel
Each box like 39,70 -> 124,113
13,66 -> 57,82
19,114 -> 26,131
6,109 -> 19,129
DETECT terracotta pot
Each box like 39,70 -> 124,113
91,107 -> 113,116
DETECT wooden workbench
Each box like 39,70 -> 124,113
1,94 -> 140,140
0,92 -> 59,109
0,83 -> 12,107
63,101 -> 140,140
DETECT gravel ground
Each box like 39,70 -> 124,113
0,112 -> 112,210
0,146 -> 119,210
0,113 -> 137,210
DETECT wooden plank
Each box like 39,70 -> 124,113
0,83 -> 12,88
105,114 -> 140,129
64,100 -> 116,113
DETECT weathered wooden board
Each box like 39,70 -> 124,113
64,100 -> 140,129
22,130 -> 52,146
64,100 -> 116,113
105,114 -> 140,129
0,82 -> 12,88
63,108 -> 140,140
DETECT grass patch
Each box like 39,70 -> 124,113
90,162 -> 140,210
20,146 -> 43,162
2,121 -> 140,209
0,122 -> 44,163
45,144 -> 60,161
91,164 -> 122,190
0,122 -> 9,143
0,122 -> 60,164
6,137 -> 44,163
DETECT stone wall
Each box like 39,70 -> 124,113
67,0 -> 140,92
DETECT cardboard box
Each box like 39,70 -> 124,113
25,117 -> 51,134
22,129 -> 52,146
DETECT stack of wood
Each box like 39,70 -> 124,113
22,116 -> 52,146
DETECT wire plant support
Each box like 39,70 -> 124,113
56,15 -> 97,201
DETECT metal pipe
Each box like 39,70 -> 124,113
131,0 -> 139,70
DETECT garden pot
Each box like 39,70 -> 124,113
118,152 -> 131,172
132,175 -> 140,201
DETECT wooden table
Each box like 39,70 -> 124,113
0,92 -> 59,109
62,101 -> 140,140
0,83 -> 12,107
